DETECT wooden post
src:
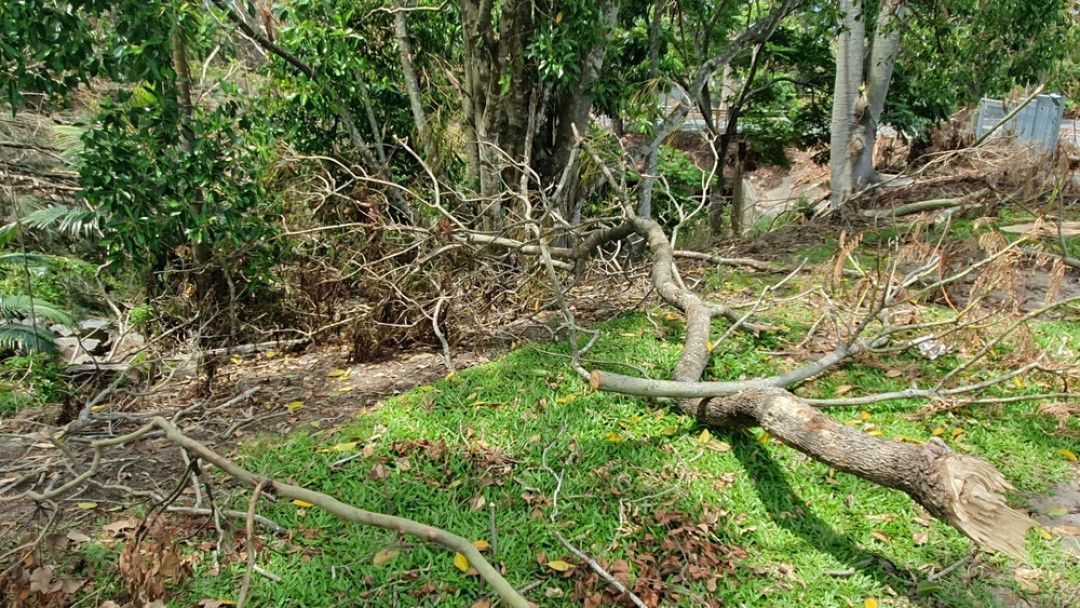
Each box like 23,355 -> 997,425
730,139 -> 748,236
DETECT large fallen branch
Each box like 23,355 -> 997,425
25,418 -> 533,608
698,388 -> 1033,556
585,213 -> 1036,558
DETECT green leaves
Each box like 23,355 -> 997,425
0,295 -> 73,326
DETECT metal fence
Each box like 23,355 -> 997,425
975,94 -> 1066,153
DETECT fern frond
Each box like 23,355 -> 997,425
0,323 -> 58,354
0,294 -> 73,325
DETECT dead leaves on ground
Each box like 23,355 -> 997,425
568,510 -> 745,608
118,529 -> 195,605
0,559 -> 86,608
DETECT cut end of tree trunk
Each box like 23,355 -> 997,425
934,449 -> 1036,558
589,369 -> 603,391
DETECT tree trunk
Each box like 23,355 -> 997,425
170,21 -> 216,298
851,0 -> 906,188
549,2 -> 618,221
710,42 -> 766,235
829,0 -> 864,208
459,0 -> 536,228
393,0 -> 432,160
636,0 -> 664,226
698,388 -> 1034,557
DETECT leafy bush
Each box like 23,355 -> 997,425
0,354 -> 67,414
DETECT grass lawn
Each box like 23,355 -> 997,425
47,218 -> 1080,607
148,294 -> 1077,607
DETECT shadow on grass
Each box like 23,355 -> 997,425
726,432 -> 982,608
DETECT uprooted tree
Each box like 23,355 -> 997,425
2,0 -> 1078,605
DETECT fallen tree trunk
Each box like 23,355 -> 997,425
587,213 -> 1036,558
695,388 -> 1034,557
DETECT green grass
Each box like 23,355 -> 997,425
98,303 -> 1069,607
59,229 -> 1078,607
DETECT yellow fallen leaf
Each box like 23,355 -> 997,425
555,10 -> 563,24
338,386 -> 353,394
287,401 -> 305,411
860,411 -> 871,421
453,552 -> 470,572
76,502 -> 98,510
264,351 -> 277,359
951,428 -> 965,438
661,426 -> 679,436
1039,527 -> 1054,540
931,427 -> 945,437
604,431 -> 623,443
835,384 -> 854,395
885,369 -> 902,378
758,431 -> 771,445
373,548 -> 400,566
331,442 -> 358,452
867,429 -> 884,437
291,499 -> 314,509
326,369 -> 350,378
555,394 -> 578,405
865,599 -> 879,608
90,405 -> 106,413
697,429 -> 712,443
1058,448 -> 1077,462
705,340 -> 714,352
547,559 -> 574,572
229,356 -> 242,365
472,539 -> 490,551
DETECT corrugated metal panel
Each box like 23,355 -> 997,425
975,94 -> 1066,153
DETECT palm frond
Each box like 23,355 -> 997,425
0,222 -> 18,249
0,323 -> 58,354
0,294 -> 73,325
20,204 -> 98,236
51,124 -> 86,162
0,252 -> 53,271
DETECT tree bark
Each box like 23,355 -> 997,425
829,0 -> 864,208
698,388 -> 1034,557
851,0 -> 906,188
393,0 -> 432,160
637,0 -> 664,225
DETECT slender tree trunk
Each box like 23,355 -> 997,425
710,42 -> 766,235
851,0 -> 905,187
829,0 -> 865,208
170,21 -> 215,296
393,0 -> 432,160
550,2 -> 617,221
637,0 -> 664,224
